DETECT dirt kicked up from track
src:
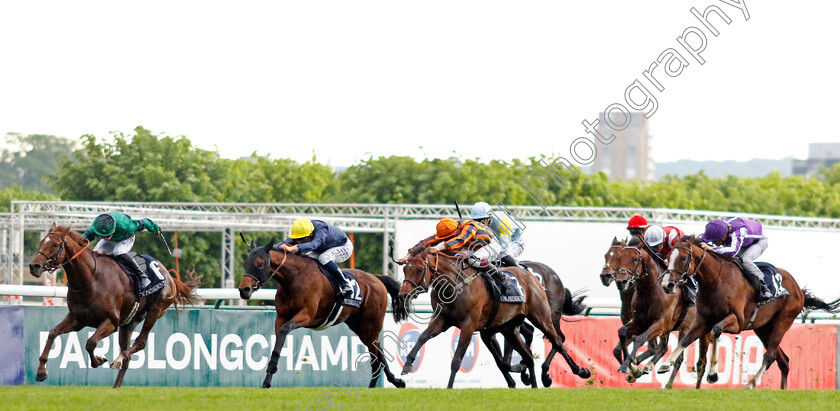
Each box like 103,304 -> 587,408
2,386 -> 838,410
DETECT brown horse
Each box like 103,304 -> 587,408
608,238 -> 717,389
599,238 -> 660,367
661,235 -> 840,389
397,247 -> 590,388
497,261 -> 587,388
27,224 -> 199,388
238,237 -> 408,389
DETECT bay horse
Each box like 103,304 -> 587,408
608,238 -> 717,389
599,238 -> 660,367
28,224 -> 200,388
397,247 -> 591,388
496,261 -> 587,388
238,236 -> 408,389
661,235 -> 840,389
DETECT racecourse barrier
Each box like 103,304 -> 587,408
0,306 -> 379,387
1,305 -> 838,389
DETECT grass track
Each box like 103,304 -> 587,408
1,386 -> 838,410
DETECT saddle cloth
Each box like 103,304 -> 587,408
112,252 -> 166,297
316,265 -> 363,308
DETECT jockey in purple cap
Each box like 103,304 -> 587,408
699,217 -> 772,301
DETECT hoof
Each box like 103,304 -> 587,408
664,383 -> 673,390
578,368 -> 591,379
35,372 -> 48,382
262,383 -> 271,389
657,364 -> 671,374
744,382 -> 755,390
521,369 -> 532,386
707,373 -> 719,384
393,378 -> 406,389
541,373 -> 552,387
509,364 -> 525,373
626,374 -> 636,383
401,364 -> 414,375
110,358 -> 123,370
617,364 -> 628,374
91,356 -> 108,368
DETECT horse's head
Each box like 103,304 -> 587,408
398,247 -> 433,299
610,240 -> 648,292
239,234 -> 276,299
600,237 -> 624,287
662,235 -> 699,294
29,223 -> 84,278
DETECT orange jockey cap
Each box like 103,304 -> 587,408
435,218 -> 459,240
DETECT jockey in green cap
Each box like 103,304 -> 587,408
83,212 -> 161,289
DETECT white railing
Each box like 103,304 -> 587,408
2,285 -> 836,322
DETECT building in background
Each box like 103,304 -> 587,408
590,112 -> 654,180
792,143 -> 840,177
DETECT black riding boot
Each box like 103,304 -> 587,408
324,261 -> 353,297
500,255 -> 518,267
681,277 -> 697,307
117,253 -> 149,291
744,274 -> 771,302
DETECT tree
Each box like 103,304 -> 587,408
0,133 -> 77,193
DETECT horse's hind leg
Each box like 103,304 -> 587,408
749,321 -> 793,390
528,312 -> 590,380
86,319 -> 117,369
480,331 -> 517,388
705,334 -> 720,384
36,314 -> 78,382
112,323 -> 137,389
776,347 -> 790,390
694,332 -> 710,389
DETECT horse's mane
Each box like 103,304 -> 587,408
627,236 -> 643,247
680,235 -> 739,263
409,245 -> 428,257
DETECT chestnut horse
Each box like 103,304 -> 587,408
661,235 -> 840,389
238,237 -> 407,389
28,224 -> 199,388
608,238 -> 717,389
397,247 -> 591,388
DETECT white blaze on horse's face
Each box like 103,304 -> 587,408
663,249 -> 680,288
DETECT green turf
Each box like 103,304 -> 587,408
1,386 -> 838,411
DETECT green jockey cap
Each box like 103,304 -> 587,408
91,214 -> 117,237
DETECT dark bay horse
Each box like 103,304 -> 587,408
28,224 -> 200,388
661,235 -> 840,389
497,261 -> 587,388
238,237 -> 407,389
397,247 -> 591,388
599,238 -> 660,366
608,239 -> 717,389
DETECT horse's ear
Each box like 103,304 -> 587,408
240,232 -> 253,249
611,236 -> 620,246
264,238 -> 275,253
49,222 -> 56,231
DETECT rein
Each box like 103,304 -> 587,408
664,244 -> 709,285
244,249 -> 288,289
37,232 -> 90,273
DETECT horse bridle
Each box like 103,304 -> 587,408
401,257 -> 434,294
36,232 -> 88,272
243,249 -> 287,290
663,244 -> 706,285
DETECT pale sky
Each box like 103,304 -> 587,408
1,1 -> 837,166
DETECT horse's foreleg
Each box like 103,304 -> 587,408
706,333 -> 721,384
711,313 -> 740,339
447,321 -> 477,389
480,331 -> 517,388
86,319 -> 117,369
694,332 -> 710,389
402,316 -> 449,375
642,334 -> 671,376
501,327 -> 538,388
112,323 -> 137,389
623,320 -> 667,380
661,322 -> 709,373
528,313 -> 589,380
110,307 -> 165,378
263,311 -> 310,389
36,314 -> 78,382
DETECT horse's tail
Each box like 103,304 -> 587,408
562,287 -> 588,317
374,274 -> 408,323
803,288 -> 840,314
173,270 -> 203,309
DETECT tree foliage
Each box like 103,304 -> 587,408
0,133 -> 76,193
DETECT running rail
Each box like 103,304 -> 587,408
1,284 -> 836,322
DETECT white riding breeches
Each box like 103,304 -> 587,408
93,235 -> 135,256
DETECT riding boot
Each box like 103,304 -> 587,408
500,255 -> 518,267
490,266 -> 511,292
680,277 -> 697,307
743,273 -> 769,302
324,261 -> 353,297
470,255 -> 509,291
117,253 -> 149,291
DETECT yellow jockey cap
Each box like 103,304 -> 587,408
290,219 -> 315,239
